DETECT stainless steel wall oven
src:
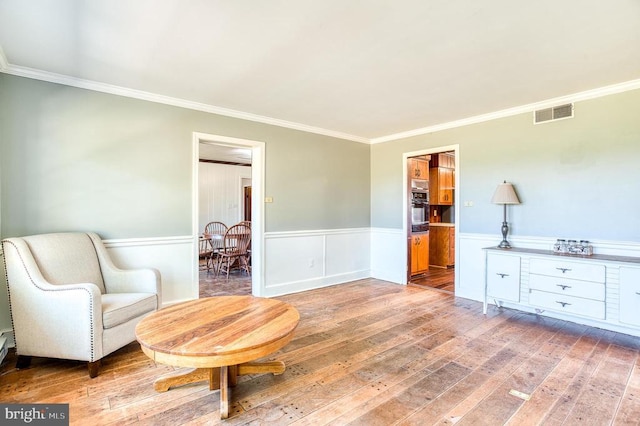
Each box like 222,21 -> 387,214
411,190 -> 429,232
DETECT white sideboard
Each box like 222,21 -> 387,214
483,246 -> 640,337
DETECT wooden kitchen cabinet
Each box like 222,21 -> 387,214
429,226 -> 455,268
431,153 -> 455,168
449,227 -> 455,262
429,166 -> 453,205
411,233 -> 429,275
409,158 -> 428,180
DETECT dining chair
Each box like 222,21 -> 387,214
199,236 -> 214,272
204,221 -> 228,273
216,223 -> 251,279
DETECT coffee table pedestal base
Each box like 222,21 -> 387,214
153,361 -> 286,419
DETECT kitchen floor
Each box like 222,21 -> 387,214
199,261 -> 251,297
410,267 -> 454,293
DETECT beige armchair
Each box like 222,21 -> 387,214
2,232 -> 161,378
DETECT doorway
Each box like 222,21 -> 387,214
242,180 -> 252,222
193,132 -> 265,297
405,146 -> 458,294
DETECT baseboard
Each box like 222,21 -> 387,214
264,270 -> 370,297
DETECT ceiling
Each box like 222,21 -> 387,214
199,142 -> 251,164
1,0 -> 639,143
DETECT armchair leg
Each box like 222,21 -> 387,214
88,360 -> 101,378
16,355 -> 32,369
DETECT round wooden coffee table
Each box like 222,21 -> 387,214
135,296 -> 299,419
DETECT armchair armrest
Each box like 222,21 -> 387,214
22,281 -> 104,361
102,266 -> 161,295
87,233 -> 161,299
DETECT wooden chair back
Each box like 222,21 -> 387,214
204,221 -> 228,251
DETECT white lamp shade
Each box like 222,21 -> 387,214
491,181 -> 520,205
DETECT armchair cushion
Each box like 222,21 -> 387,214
102,293 -> 158,329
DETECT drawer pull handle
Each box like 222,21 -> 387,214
636,292 -> 640,296
556,301 -> 571,307
496,273 -> 509,278
556,267 -> 572,274
557,284 -> 571,291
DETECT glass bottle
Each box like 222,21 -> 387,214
553,239 -> 565,253
580,240 -> 593,256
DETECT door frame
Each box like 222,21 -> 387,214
192,132 -> 266,296
402,144 -> 459,288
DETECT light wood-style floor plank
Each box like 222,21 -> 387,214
2,278 -> 640,425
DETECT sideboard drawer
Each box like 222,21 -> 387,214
528,274 -> 605,301
528,290 -> 605,319
529,258 -> 605,283
486,253 -> 521,302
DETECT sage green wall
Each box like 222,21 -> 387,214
0,74 -> 371,239
371,88 -> 640,242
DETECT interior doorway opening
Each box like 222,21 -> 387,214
193,133 -> 265,298
242,179 -> 252,222
405,146 -> 458,294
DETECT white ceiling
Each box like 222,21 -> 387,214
199,142 -> 251,164
1,0 -> 639,143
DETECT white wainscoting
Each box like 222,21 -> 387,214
2,230 -> 639,349
104,236 -> 198,306
370,227 -> 407,285
93,232 -> 640,306
74,231 -> 640,307
263,228 -> 371,297
198,162 -> 251,232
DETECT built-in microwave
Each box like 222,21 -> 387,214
411,191 -> 429,204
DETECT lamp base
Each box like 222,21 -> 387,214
498,220 -> 512,249
497,240 -> 512,249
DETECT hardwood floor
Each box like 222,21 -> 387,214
2,278 -> 640,425
410,267 -> 455,293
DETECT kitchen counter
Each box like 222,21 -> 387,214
430,222 -> 455,227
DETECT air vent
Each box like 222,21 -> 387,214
534,103 -> 574,124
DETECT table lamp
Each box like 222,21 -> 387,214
491,180 -> 521,249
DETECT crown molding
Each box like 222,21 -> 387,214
0,63 -> 370,144
2,52 -> 639,145
370,78 -> 640,144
